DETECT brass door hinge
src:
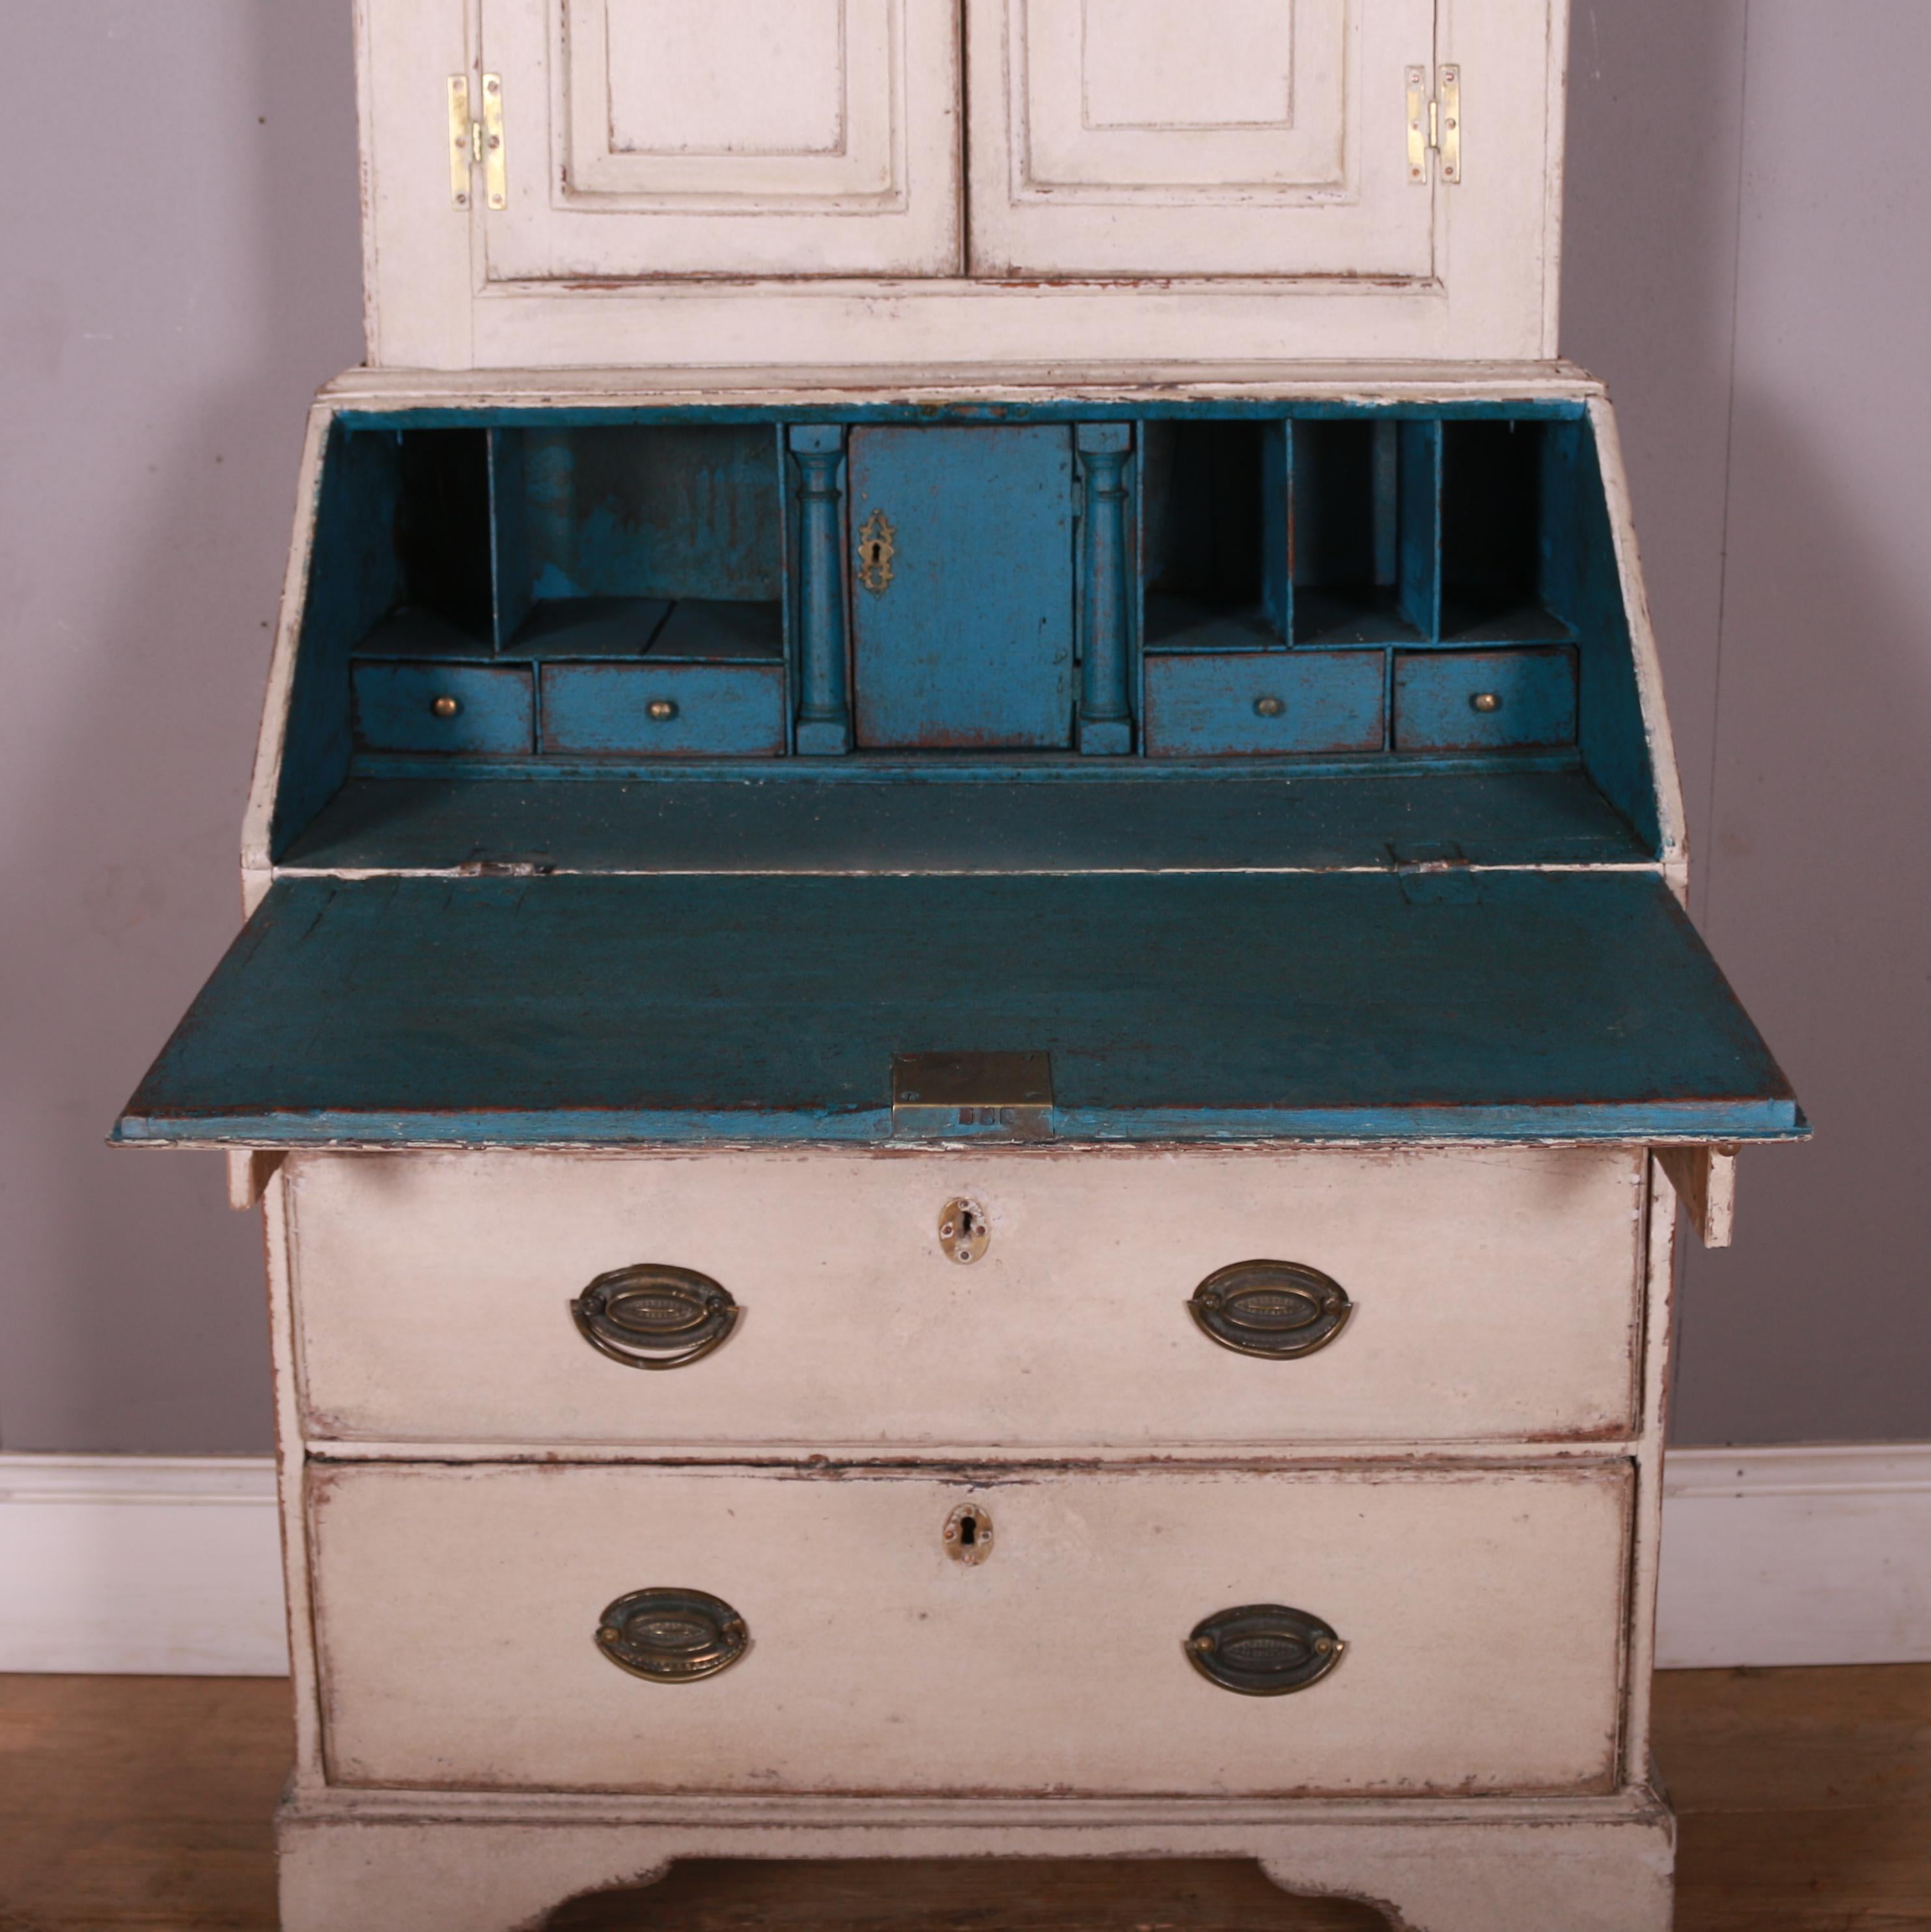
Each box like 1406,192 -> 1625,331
1406,64 -> 1462,185
449,74 -> 507,211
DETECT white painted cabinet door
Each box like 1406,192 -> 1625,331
477,0 -> 963,279
971,0 -> 1482,280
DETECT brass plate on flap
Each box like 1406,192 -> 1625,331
893,1052 -> 1053,1141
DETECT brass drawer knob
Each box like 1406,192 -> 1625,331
430,695 -> 461,719
647,698 -> 678,721
571,1265 -> 740,1370
1188,1260 -> 1352,1359
1253,695 -> 1285,718
1469,690 -> 1503,713
596,1587 -> 748,1684
1186,1603 -> 1345,1696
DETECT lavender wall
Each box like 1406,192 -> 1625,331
0,1 -> 1923,1450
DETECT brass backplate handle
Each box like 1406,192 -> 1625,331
1188,1260 -> 1352,1359
1186,1603 -> 1346,1696
571,1265 -> 740,1370
596,1588 -> 748,1683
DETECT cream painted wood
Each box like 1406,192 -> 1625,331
1656,1142 -> 1738,1247
288,1146 -> 1644,1450
307,1461 -> 1630,1797
477,0 -> 962,280
969,0 -> 1433,277
352,1 -> 1569,366
277,1795 -> 1676,1932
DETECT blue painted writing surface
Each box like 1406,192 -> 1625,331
1143,652 -> 1384,757
540,663 -> 785,757
850,426 -> 1074,749
118,872 -> 1799,1148
1394,648 -> 1577,752
352,663 -> 534,755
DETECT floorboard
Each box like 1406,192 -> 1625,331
0,1667 -> 1925,1930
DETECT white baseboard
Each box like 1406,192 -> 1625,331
1656,1442 -> 1931,1668
0,1456 -> 286,1675
1,1447 -> 1926,1676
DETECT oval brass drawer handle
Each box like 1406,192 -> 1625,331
1186,1603 -> 1345,1696
571,1264 -> 740,1370
1188,1260 -> 1352,1359
596,1587 -> 748,1684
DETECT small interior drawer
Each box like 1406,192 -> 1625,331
540,663 -> 786,757
352,662 -> 534,755
308,1461 -> 1630,1797
1143,650 -> 1384,757
1393,647 -> 1577,752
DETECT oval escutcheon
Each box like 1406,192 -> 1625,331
596,1587 -> 749,1684
571,1265 -> 740,1371
1185,1603 -> 1346,1696
1187,1260 -> 1352,1359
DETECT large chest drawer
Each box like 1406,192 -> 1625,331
286,1146 -> 1645,1448
309,1461 -> 1630,1797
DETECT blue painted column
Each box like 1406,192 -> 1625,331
788,425 -> 852,756
1076,423 -> 1134,755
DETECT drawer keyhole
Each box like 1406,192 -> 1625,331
944,1503 -> 993,1564
938,1198 -> 989,1265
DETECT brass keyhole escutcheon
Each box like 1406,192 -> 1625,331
944,1503 -> 993,1565
430,695 -> 461,719
857,509 -> 896,594
938,1198 -> 988,1265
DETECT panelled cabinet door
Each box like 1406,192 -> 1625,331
478,0 -> 963,279
971,0 -> 1478,280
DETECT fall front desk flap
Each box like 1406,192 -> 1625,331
117,869 -> 1798,1148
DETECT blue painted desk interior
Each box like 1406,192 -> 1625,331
120,395 -> 1798,1152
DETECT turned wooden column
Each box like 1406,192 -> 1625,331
789,425 -> 853,756
1076,423 -> 1133,755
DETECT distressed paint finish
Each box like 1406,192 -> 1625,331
1143,651 -> 1385,758
160,348 -> 1763,1931
308,1460 -> 1630,1795
539,663 -> 785,758
287,1145 -> 1645,1449
353,0 -> 1569,370
116,871 -> 1799,1149
1393,647 -> 1580,753
848,426 -> 1076,751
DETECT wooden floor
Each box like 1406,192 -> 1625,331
1,1668 -> 1926,1930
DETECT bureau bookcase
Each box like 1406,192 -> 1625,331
120,8 -> 1799,1929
